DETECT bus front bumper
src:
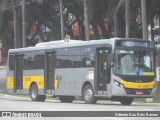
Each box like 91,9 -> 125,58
112,83 -> 157,98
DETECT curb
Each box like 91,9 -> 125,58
97,100 -> 160,106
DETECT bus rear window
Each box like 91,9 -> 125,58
9,55 -> 15,71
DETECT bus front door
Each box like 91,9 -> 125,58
45,52 -> 56,93
96,48 -> 109,95
14,55 -> 24,93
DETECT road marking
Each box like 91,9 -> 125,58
142,108 -> 154,111
41,107 -> 57,111
3,101 -> 14,104
124,106 -> 135,109
103,117 -> 124,120
0,94 -> 30,100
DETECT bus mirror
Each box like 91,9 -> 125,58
156,67 -> 160,82
109,53 -> 114,63
156,45 -> 160,55
108,53 -> 114,67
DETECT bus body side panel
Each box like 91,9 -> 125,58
54,67 -> 94,96
22,69 -> 45,94
7,69 -> 45,95
6,52 -> 14,94
7,70 -> 14,94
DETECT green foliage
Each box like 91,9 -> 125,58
0,0 -> 160,49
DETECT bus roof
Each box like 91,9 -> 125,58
8,38 -> 152,53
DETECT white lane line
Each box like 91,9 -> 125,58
142,108 -> 154,111
124,106 -> 135,109
41,107 -> 57,111
3,101 -> 14,104
102,117 -> 124,120
0,94 -> 30,100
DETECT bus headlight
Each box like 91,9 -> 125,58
114,80 -> 124,89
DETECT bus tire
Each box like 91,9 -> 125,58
83,84 -> 97,104
38,95 -> 46,102
30,84 -> 46,102
120,97 -> 134,105
59,96 -> 75,103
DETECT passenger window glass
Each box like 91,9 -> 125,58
56,48 -> 69,68
24,52 -> 35,70
9,55 -> 15,71
69,47 -> 81,68
81,46 -> 95,67
35,51 -> 45,69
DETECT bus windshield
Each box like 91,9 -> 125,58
114,50 -> 154,76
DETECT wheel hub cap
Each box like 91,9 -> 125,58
85,89 -> 93,101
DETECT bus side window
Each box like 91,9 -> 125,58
69,47 -> 81,68
35,53 -> 45,69
56,49 -> 69,68
24,52 -> 35,70
9,55 -> 15,71
81,46 -> 95,67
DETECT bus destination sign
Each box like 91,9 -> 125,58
117,41 -> 155,48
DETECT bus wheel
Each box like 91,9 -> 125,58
30,84 -> 46,102
83,84 -> 97,104
38,95 -> 46,102
59,96 -> 75,103
120,97 -> 134,105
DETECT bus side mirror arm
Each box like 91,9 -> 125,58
108,52 -> 115,67
156,45 -> 159,55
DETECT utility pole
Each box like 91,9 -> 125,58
59,0 -> 64,39
141,0 -> 148,40
22,0 -> 26,47
84,0 -> 89,41
13,13 -> 18,48
12,0 -> 17,48
141,0 -> 152,103
125,0 -> 131,38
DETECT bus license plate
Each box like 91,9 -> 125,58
136,91 -> 143,95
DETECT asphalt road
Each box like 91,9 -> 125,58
0,94 -> 160,120
0,68 -> 6,90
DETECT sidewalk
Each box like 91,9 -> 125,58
0,65 -> 6,70
0,62 -> 7,70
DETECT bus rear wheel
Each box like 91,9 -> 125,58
59,96 -> 75,103
83,84 -> 97,104
120,97 -> 134,105
30,84 -> 46,102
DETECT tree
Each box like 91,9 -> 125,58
1,0 -> 160,51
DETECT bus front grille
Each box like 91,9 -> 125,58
125,88 -> 152,95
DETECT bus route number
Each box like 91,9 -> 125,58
25,77 -> 31,81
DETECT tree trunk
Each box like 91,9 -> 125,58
59,0 -> 65,39
84,0 -> 89,41
141,0 -> 148,40
114,5 -> 119,37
